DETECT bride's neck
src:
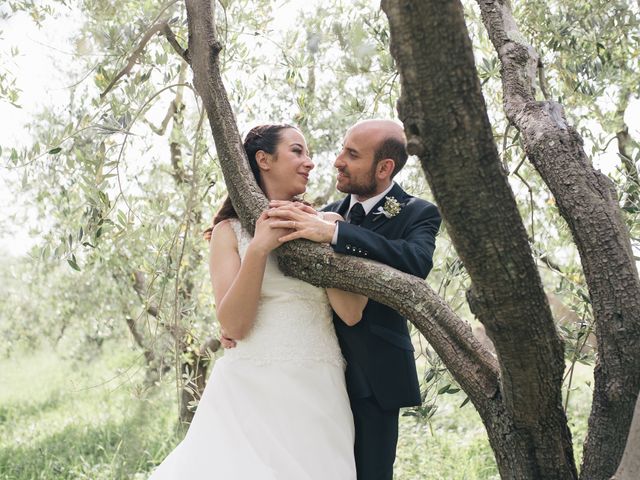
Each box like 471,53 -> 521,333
264,185 -> 293,202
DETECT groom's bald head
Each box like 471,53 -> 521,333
348,120 -> 408,178
335,119 -> 409,199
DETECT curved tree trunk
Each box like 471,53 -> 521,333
473,2 -> 640,478
381,0 -> 576,478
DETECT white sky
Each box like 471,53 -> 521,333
0,8 -> 82,257
1,2 -> 639,257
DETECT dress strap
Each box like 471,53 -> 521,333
228,218 -> 251,258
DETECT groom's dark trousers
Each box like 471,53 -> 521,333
324,183 -> 441,480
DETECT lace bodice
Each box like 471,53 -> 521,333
223,219 -> 344,368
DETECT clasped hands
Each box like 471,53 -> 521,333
266,200 -> 342,244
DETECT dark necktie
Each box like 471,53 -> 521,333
349,202 -> 366,225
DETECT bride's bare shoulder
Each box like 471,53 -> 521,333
210,219 -> 238,248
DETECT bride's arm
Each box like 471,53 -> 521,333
326,289 -> 368,326
209,220 -> 270,340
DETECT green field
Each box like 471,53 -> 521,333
0,345 -> 592,479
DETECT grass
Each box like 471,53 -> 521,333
0,347 -> 179,480
0,345 -> 592,479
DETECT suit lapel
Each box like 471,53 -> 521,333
362,183 -> 410,232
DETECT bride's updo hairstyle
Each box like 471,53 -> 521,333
204,123 -> 295,240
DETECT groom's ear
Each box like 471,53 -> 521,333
376,158 -> 395,180
255,150 -> 271,171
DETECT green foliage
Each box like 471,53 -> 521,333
0,0 -> 413,383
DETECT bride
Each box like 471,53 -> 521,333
149,124 -> 366,479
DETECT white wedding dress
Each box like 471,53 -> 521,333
149,219 -> 356,479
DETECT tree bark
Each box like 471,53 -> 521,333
474,1 -> 640,478
381,1 -> 576,478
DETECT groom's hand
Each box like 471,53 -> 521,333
267,204 -> 337,244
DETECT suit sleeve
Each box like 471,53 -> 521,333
332,202 -> 441,279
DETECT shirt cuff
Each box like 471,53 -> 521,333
331,221 -> 341,245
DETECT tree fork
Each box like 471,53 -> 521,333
382,0 -> 576,478
474,1 -> 640,478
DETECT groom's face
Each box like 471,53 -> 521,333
334,126 -> 379,199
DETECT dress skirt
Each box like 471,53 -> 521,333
149,356 -> 356,480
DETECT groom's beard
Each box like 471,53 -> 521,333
337,166 -> 377,197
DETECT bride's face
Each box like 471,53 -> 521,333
262,128 -> 314,200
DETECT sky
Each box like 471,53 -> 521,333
0,2 -> 639,257
0,8 -> 82,256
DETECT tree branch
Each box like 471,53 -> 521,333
162,23 -> 190,64
101,22 -> 167,98
132,270 -> 160,318
125,316 -> 156,365
146,100 -> 177,135
537,58 -> 550,101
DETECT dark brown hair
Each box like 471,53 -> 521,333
203,124 -> 295,241
373,136 -> 408,178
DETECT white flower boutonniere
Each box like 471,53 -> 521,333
372,196 -> 402,221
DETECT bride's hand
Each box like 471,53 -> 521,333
269,201 -> 343,224
250,211 -> 293,254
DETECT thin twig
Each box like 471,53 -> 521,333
514,155 -> 535,242
101,22 -> 167,98
537,58 -> 550,101
502,123 -> 512,173
100,19 -> 189,99
162,23 -> 190,63
172,105 -> 206,421
111,82 -> 194,226
563,313 -> 593,413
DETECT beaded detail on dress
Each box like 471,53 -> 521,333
224,219 -> 344,368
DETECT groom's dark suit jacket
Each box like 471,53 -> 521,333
324,183 -> 441,411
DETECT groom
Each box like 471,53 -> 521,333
269,119 -> 441,480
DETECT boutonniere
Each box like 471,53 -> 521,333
372,196 -> 402,221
